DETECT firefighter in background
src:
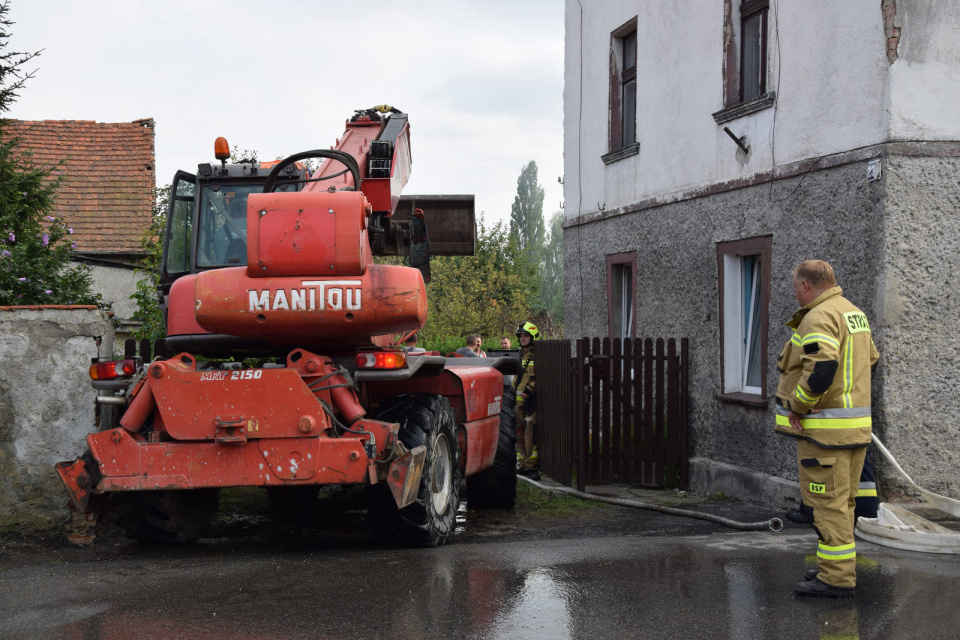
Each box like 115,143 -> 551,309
514,322 -> 539,480
776,260 -> 879,598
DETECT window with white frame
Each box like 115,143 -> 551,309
718,237 -> 771,400
607,252 -> 636,340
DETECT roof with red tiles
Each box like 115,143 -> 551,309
6,119 -> 156,255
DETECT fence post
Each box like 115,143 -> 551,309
611,338 -> 622,482
655,338 -> 666,485
576,338 -> 587,492
680,338 -> 690,490
642,337 -> 654,486
667,338 -> 680,487
621,337 -> 633,483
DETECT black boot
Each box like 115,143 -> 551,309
785,503 -> 814,525
805,569 -> 819,581
795,578 -> 854,598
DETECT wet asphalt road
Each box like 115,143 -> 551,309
2,510 -> 960,640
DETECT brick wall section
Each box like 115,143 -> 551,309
5,119 -> 156,255
882,0 -> 900,64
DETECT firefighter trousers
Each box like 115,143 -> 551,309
515,406 -> 537,470
796,439 -> 866,589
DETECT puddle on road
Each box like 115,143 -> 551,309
486,568 -> 576,639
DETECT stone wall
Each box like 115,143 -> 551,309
563,155 -> 960,503
875,154 -> 960,495
0,307 -> 112,529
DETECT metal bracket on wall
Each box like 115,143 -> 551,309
723,127 -> 750,154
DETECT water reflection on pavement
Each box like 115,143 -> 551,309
1,531 -> 959,639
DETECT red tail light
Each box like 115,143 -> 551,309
356,350 -> 407,370
89,359 -> 137,380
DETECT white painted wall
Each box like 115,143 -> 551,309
564,0 -> 893,219
889,1 -> 960,140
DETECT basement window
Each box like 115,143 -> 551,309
607,252 -> 636,341
717,236 -> 771,405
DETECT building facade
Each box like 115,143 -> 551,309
8,119 -> 156,339
563,0 -> 960,502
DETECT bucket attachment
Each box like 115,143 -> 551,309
387,444 -> 426,509
55,457 -> 97,513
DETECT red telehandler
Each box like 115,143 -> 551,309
56,106 -> 518,547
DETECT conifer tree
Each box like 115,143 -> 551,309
0,1 -> 99,306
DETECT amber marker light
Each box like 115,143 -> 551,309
89,359 -> 137,380
214,137 -> 230,162
356,350 -> 407,370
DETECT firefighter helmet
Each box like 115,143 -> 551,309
515,322 -> 540,340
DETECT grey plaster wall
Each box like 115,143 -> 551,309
564,160 -> 891,503
0,309 -> 112,529
875,154 -> 960,495
87,263 -> 145,323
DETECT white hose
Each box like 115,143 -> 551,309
517,475 -> 783,532
871,433 -> 960,517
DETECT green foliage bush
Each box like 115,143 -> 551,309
131,185 -> 167,341
0,3 -> 100,307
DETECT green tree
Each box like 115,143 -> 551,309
423,216 -> 536,344
541,210 -> 564,321
0,2 -> 100,306
130,185 -> 168,340
509,161 -> 546,265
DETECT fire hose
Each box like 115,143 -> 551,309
517,475 -> 784,532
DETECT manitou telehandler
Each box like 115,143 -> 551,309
57,106 -> 518,547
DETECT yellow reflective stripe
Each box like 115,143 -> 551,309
820,543 -> 856,551
802,333 -> 840,350
857,489 -> 878,497
775,414 -> 872,429
795,386 -> 818,403
791,332 -> 802,346
818,542 -> 856,561
843,338 -> 853,409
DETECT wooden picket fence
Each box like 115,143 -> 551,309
536,338 -> 689,491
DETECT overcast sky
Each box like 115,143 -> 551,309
7,0 -> 564,229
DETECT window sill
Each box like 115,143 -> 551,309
711,92 -> 776,125
601,143 -> 640,165
716,392 -> 768,408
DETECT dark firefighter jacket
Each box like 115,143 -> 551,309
513,347 -> 535,413
775,286 -> 879,448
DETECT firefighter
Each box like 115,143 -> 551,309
514,321 -> 539,480
786,450 -> 879,524
776,260 -> 879,598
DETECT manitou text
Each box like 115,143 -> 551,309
248,280 -> 363,312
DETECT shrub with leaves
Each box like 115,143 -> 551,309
131,185 -> 168,340
423,215 -> 538,342
0,2 -> 100,306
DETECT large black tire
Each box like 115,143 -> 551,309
114,489 -> 219,544
367,394 -> 461,547
466,387 -> 517,509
